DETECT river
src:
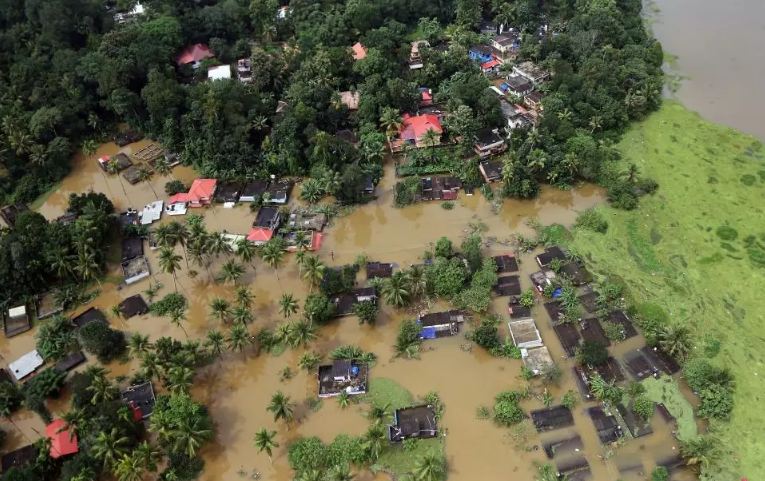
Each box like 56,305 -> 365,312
649,0 -> 765,139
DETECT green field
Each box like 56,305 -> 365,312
569,101 -> 765,481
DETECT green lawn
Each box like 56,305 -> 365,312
569,101 -> 765,481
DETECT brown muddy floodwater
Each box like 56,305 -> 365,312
1,143 -> 691,481
649,0 -> 765,139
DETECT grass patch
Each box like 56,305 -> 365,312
365,377 -> 414,410
570,101 -> 765,480
642,376 -> 697,442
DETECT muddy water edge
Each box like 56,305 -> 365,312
0,144 -> 689,481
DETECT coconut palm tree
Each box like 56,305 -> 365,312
210,298 -> 230,324
219,259 -> 245,285
127,333 -> 152,359
267,391 -> 295,423
235,286 -> 255,309
115,452 -> 145,481
658,324 -> 692,360
170,308 -> 189,338
172,415 -> 213,458
153,224 -> 174,249
136,166 -> 159,199
106,158 -> 129,199
412,453 -> 446,481
92,427 -> 130,469
227,322 -> 251,359
260,238 -> 286,279
133,440 -> 160,473
140,352 -> 162,383
382,272 -> 411,307
421,128 -> 441,162
158,247 -> 183,291
61,408 -> 87,441
253,428 -> 279,463
74,247 -> 100,284
208,231 -> 232,259
167,365 -> 194,394
327,464 -> 354,481
154,157 -> 172,178
301,255 -> 325,290
205,330 -> 225,361
279,293 -> 299,319
295,250 -> 308,273
680,436 -> 720,472
87,368 -> 118,405
286,320 -> 316,347
362,423 -> 386,462
231,305 -> 254,325
236,238 -> 258,266
380,107 -> 402,152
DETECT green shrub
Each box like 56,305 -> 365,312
469,319 -> 501,351
77,321 -> 126,363
394,320 -> 422,358
698,384 -> 734,420
632,395 -> 655,421
574,208 -> 608,233
288,437 -> 326,472
434,237 -> 453,258
35,315 -> 78,361
394,178 -> 420,207
493,391 -> 525,426
150,293 -> 187,317
577,340 -> 609,366
0,381 -> 23,416
651,466 -> 669,481
353,300 -> 378,325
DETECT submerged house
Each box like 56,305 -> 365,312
419,176 -> 461,201
479,158 -> 503,183
214,182 -> 243,205
9,350 -> 44,382
0,203 -> 28,228
118,295 -> 149,319
122,381 -> 156,420
530,405 -> 574,432
522,346 -> 554,375
536,246 -> 566,267
366,262 -> 394,279
288,210 -> 327,231
331,287 -> 377,317
248,206 -> 281,245
46,419 -> 79,459
168,179 -> 217,208
508,318 -> 543,349
5,305 -> 31,337
388,405 -> 438,442
263,180 -> 292,205
71,307 -> 107,329
417,310 -> 466,339
317,360 -> 369,398
239,180 -> 269,202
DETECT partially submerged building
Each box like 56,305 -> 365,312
419,176 -> 461,201
214,182 -> 243,205
248,206 -> 282,245
417,310 -> 466,339
140,200 -> 163,225
98,153 -> 132,172
579,319 -> 610,347
536,246 -> 566,268
473,129 -> 506,158
493,275 -> 521,296
317,360 -> 368,398
388,405 -> 438,442
119,295 -> 149,319
553,323 -> 581,357
543,435 -> 583,460
121,165 -> 142,185
263,180 -> 292,205
617,402 -> 654,438
623,349 -> 657,380
122,381 -> 156,420
121,237 -> 144,262
530,405 -> 574,432
9,350 -> 44,381
122,256 -> 150,285
479,158 -> 503,183
493,255 -> 519,273
288,210 -> 327,231
604,310 -> 638,339
1,445 -> 38,472
46,419 -> 79,459
588,406 -> 623,444
4,305 -> 31,337
71,307 -> 107,329
522,346 -> 554,375
330,287 -> 377,317
239,180 -> 269,202
366,261 -> 394,279
168,179 -> 217,208
507,318 -> 543,349
53,351 -> 86,373
37,292 -> 63,320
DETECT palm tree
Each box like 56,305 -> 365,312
412,453 -> 446,481
301,255 -> 325,290
219,259 -> 245,285
61,408 -> 87,441
92,427 -> 130,469
253,428 -> 279,463
127,333 -> 152,359
133,440 -> 160,473
297,470 -> 323,481
327,464 -> 354,481
421,128 -> 441,161
236,238 -> 258,266
407,265 -> 426,299
158,247 -> 183,291
74,247 -> 100,284
380,107 -> 402,152
260,238 -> 286,279
658,324 -> 692,360
279,293 -> 299,319
205,330 -> 225,361
210,298 -> 230,324
227,323 -> 251,359
140,352 -> 162,383
154,157 -> 173,178
286,320 -> 316,347
87,368 -> 118,405
382,272 -> 411,307
167,365 -> 194,394
115,453 -> 144,481
136,166 -> 158,199
295,250 -> 308,273
680,436 -> 720,471
231,305 -> 254,325
169,221 -> 190,268
362,423 -> 386,462
208,231 -> 232,259
267,391 -> 295,423
170,308 -> 188,338
235,286 -> 254,309
153,224 -> 174,249
106,158 -> 129,199
172,415 -> 213,457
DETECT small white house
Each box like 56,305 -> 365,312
140,200 -> 163,225
9,350 -> 44,381
207,65 -> 232,81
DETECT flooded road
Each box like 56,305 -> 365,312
650,0 -> 765,139
1,143 -> 690,481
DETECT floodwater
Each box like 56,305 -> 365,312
649,0 -> 765,139
1,142 -> 692,481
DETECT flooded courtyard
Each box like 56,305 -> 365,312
1,142 -> 695,481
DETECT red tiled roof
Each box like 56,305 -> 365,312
399,114 -> 443,141
481,59 -> 501,69
168,178 -> 216,205
351,42 -> 367,60
176,43 -> 214,66
46,419 -> 78,459
247,227 -> 274,243
421,90 -> 432,103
